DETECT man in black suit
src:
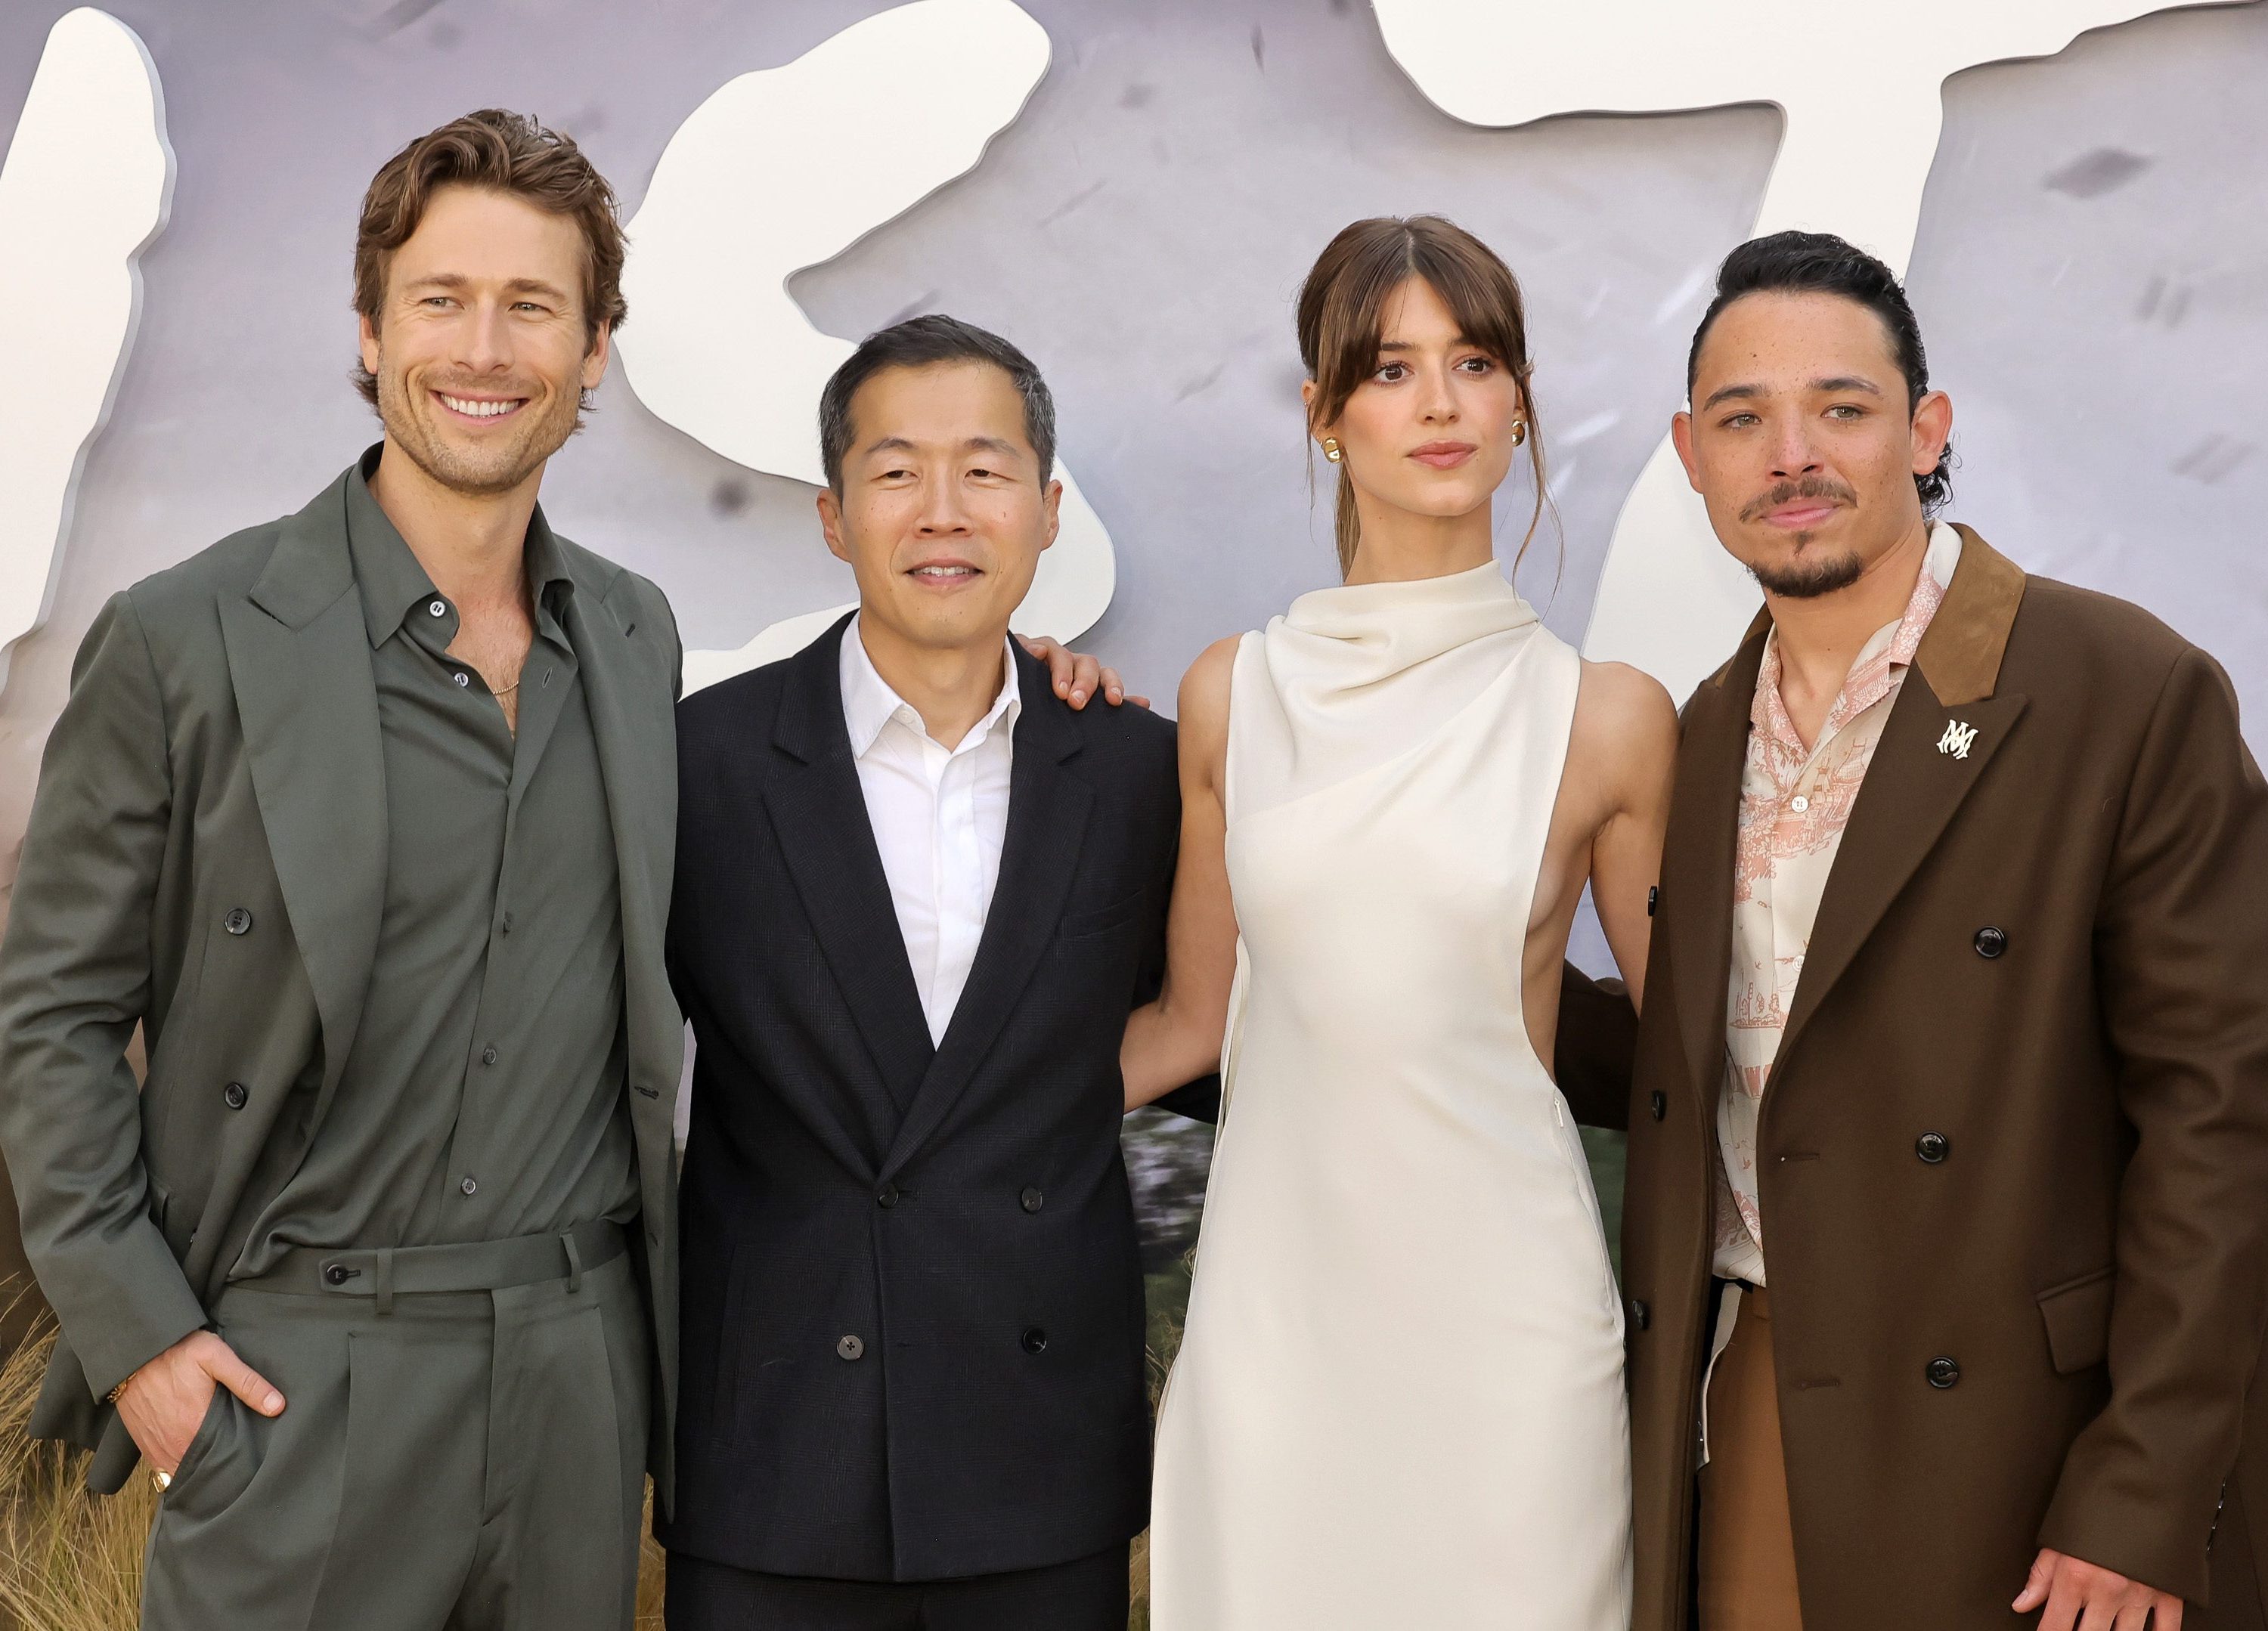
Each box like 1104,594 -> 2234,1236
660,315 -> 1191,1626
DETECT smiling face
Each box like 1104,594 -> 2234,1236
1675,289 -> 1952,599
356,184 -> 608,499
816,360 -> 1059,656
1312,275 -> 1525,531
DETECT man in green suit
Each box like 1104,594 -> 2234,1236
0,110 -> 679,1629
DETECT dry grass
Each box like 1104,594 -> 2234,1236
0,1305 -> 154,1631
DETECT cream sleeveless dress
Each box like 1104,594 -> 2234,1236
1148,562 -> 1632,1629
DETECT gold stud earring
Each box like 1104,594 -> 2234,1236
1321,437 -> 1343,463
1508,419 -> 1528,448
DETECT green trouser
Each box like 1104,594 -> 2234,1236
140,1221 -> 650,1631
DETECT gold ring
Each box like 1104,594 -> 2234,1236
151,1467 -> 171,1493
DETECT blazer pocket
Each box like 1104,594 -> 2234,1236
1057,891 -> 1144,942
2037,1266 -> 2115,1375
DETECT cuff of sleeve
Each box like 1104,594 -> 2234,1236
60,1239 -> 212,1404
2040,1470 -> 2217,1607
82,1298 -> 207,1407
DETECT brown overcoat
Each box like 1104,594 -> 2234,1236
1622,528 -> 2268,1628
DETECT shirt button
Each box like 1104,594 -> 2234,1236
836,1334 -> 865,1361
481,1046 -> 498,1066
428,599 -> 447,618
1020,1187 -> 1045,1214
1926,1355 -> 1962,1389
460,1176 -> 478,1197
223,908 -> 253,936
452,671 -> 470,689
1649,1091 -> 1666,1122
1021,1326 -> 1049,1354
1973,926 -> 2009,959
222,1082 -> 249,1111
1789,794 -> 1810,814
500,912 -> 513,936
1916,1131 -> 1950,1164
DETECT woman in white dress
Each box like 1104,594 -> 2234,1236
1126,216 -> 1677,1627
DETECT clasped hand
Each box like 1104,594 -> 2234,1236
2016,1547 -> 2183,1629
113,1330 -> 285,1475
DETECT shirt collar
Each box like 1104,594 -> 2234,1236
1752,521 -> 1964,751
838,614 -> 1021,758
344,442 -> 576,648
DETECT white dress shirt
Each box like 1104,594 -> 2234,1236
838,617 -> 1021,1044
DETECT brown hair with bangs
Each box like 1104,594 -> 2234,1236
1297,215 -> 1546,578
351,109 -> 626,407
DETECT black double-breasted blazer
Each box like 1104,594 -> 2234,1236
661,620 -> 1182,1583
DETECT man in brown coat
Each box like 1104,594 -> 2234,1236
1622,231 -> 2268,1630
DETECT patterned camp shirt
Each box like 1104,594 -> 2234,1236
1712,524 -> 1964,1287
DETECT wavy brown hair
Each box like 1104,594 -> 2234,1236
1297,215 -> 1547,578
351,109 -> 626,407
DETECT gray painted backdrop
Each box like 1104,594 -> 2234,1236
2,1 -> 2263,1259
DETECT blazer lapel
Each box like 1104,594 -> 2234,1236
1774,528 -> 2031,1074
880,651 -> 1091,1184
761,619 -> 936,1167
218,474 -> 386,1126
558,531 -> 680,1098
556,526 -> 685,1170
1661,633 -> 1765,1119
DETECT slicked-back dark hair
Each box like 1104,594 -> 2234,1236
1687,231 -> 1954,516
819,314 -> 1056,491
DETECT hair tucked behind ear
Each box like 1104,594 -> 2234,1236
1296,215 -> 1548,579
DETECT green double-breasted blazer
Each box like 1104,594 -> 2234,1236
0,467 -> 686,1499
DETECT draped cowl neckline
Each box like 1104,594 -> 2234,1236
1279,559 -> 1541,680
1233,559 -> 1552,822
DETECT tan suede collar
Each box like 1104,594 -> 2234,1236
1720,522 -> 2025,707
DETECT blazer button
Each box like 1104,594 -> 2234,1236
223,908 -> 253,936
836,1334 -> 865,1361
1628,1298 -> 1650,1331
1020,1187 -> 1044,1213
1972,926 -> 2008,959
1649,1092 -> 1666,1122
1021,1326 -> 1049,1354
876,1183 -> 900,1209
1926,1355 -> 1961,1389
1915,1131 -> 1950,1164
222,1082 -> 249,1111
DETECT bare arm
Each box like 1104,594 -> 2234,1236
1579,659 -> 1678,1007
1121,637 -> 1241,1110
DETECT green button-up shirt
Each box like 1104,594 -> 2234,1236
234,449 -> 638,1270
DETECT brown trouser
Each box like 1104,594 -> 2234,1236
1699,1283 -> 1804,1631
